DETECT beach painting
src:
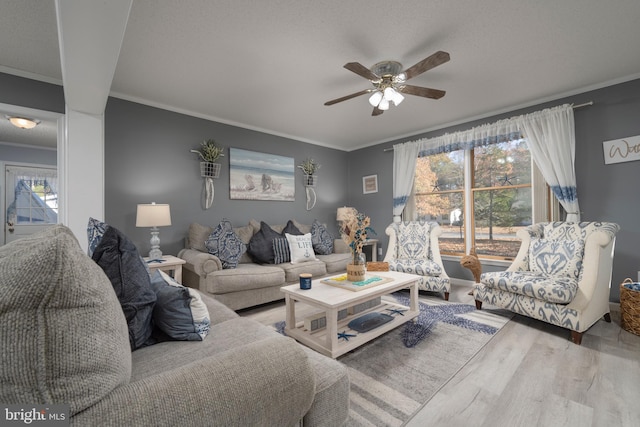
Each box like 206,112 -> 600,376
229,148 -> 295,201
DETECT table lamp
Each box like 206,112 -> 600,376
136,202 -> 171,259
336,206 -> 356,223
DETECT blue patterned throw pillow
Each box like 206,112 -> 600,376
311,219 -> 334,255
87,217 -> 109,257
529,238 -> 584,279
205,219 -> 247,269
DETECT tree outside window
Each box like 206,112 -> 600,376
413,139 -> 536,260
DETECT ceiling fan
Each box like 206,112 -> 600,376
324,50 -> 450,116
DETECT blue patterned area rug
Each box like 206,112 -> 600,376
274,291 -> 512,426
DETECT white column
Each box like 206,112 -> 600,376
59,109 -> 104,251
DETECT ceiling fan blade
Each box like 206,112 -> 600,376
399,84 -> 446,99
324,89 -> 372,106
372,107 -> 384,116
344,62 -> 380,81
403,51 -> 450,80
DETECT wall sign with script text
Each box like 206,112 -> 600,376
602,135 -> 640,165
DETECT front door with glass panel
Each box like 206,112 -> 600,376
4,165 -> 58,244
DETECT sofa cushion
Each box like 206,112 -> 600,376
203,263 -> 286,294
279,260 -> 327,282
286,232 -> 319,264
87,216 -> 109,257
480,270 -> 578,304
92,226 -> 157,350
149,270 -> 211,341
293,219 -> 312,235
0,225 -> 131,416
529,238 -> 584,279
311,220 -> 334,255
317,252 -> 352,274
188,222 -> 213,252
234,223 -> 255,264
205,219 -> 247,269
388,258 -> 442,276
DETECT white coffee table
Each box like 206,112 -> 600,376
281,271 -> 419,358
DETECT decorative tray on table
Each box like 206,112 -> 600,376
320,274 -> 393,292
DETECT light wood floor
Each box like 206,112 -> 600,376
240,283 -> 640,427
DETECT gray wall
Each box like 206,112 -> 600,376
0,73 -> 63,166
349,78 -> 640,301
104,98 -> 349,257
0,144 -> 56,166
0,73 -> 65,114
2,70 -> 638,301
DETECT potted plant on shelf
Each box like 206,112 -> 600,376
191,139 -> 224,178
298,158 -> 320,187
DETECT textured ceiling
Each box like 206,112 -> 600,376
1,0 -> 640,151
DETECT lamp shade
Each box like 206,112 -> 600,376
136,203 -> 171,227
336,206 -> 356,221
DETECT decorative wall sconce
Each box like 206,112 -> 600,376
190,139 -> 224,209
298,158 -> 320,210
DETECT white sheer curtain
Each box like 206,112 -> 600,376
517,104 -> 580,222
392,142 -> 420,222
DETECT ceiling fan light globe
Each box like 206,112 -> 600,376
378,98 -> 390,110
392,92 -> 405,106
368,91 -> 383,107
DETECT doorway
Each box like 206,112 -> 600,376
0,102 -> 63,245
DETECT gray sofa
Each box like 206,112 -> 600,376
179,220 -> 352,310
0,225 -> 350,426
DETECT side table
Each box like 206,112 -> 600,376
362,239 -> 379,262
144,255 -> 186,284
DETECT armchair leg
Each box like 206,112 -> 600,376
475,300 -> 482,310
603,313 -> 612,323
444,292 -> 449,301
570,331 -> 583,345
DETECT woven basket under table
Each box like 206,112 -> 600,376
620,278 -> 640,336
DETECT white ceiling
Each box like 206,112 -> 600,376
2,0 -> 640,151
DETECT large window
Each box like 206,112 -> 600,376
413,139 -> 540,260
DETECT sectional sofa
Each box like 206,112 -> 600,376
0,224 -> 350,426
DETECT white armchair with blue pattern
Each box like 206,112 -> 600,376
473,221 -> 620,344
384,220 -> 451,300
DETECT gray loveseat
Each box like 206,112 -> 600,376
0,225 -> 349,426
179,220 -> 352,310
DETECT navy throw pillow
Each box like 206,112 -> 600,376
247,222 -> 282,264
92,226 -> 156,350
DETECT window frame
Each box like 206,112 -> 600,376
409,143 -> 556,261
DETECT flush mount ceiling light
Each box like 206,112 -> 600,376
6,116 -> 41,129
325,51 -> 450,116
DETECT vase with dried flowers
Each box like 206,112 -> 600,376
339,209 -> 376,281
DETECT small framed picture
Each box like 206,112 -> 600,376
362,174 -> 378,194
